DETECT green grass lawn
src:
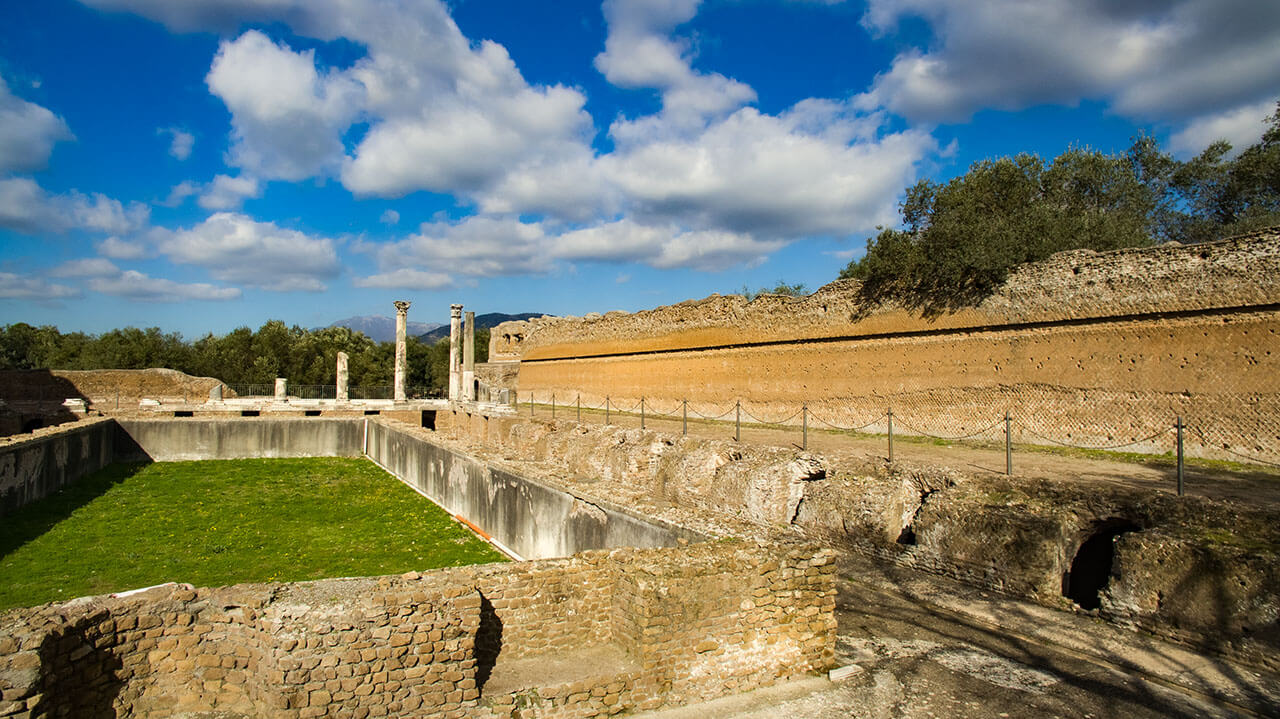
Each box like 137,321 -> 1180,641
0,457 -> 507,610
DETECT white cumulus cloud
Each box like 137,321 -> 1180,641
198,173 -> 261,210
88,269 -> 241,302
160,126 -> 195,160
857,0 -> 1280,124
0,272 -> 79,300
50,258 -> 121,277
1169,100 -> 1276,158
206,29 -> 362,181
353,268 -> 453,290
0,76 -> 73,173
0,177 -> 150,236
160,212 -> 340,291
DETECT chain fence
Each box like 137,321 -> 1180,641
521,388 -> 1280,491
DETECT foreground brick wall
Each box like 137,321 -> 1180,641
496,230 -> 1280,464
0,543 -> 836,718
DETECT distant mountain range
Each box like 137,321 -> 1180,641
323,315 -> 445,344
417,312 -> 544,343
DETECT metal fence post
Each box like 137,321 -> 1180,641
605,396 -> 610,426
682,399 -> 687,436
802,403 -> 808,450
530,396 -> 534,417
887,409 -> 894,463
1005,411 -> 1012,475
641,397 -> 646,429
1176,415 -> 1185,496
551,393 -> 555,419
577,394 -> 581,423
735,400 -> 741,442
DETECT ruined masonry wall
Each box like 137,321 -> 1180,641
0,417 -> 115,518
444,415 -> 1280,672
495,231 -> 1280,463
0,543 -> 836,719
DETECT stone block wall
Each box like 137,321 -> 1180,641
0,542 -> 836,719
0,417 -> 115,517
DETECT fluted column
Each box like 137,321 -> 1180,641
449,304 -> 463,401
463,310 -> 476,401
393,300 -> 411,401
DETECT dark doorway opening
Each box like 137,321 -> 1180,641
1063,520 -> 1140,610
240,410 -> 259,417
174,411 -> 193,417
304,410 -> 322,417
421,410 -> 437,430
363,410 -> 380,416
22,418 -> 43,433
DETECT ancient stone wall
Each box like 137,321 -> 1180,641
0,417 -> 115,517
442,414 -> 1280,672
0,542 -> 836,719
365,418 -> 700,559
0,368 -> 225,411
494,230 -> 1280,464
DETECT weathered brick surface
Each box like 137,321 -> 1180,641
0,542 -> 835,718
494,230 -> 1280,464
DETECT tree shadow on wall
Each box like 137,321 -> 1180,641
475,591 -> 503,693
34,611 -> 126,718
0,370 -> 88,435
0,463 -> 145,559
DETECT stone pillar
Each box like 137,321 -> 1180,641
448,304 -> 463,401
394,300 -> 411,402
274,378 -> 287,401
463,310 -> 476,402
336,352 -> 349,402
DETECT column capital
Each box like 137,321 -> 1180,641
393,300 -> 411,315
450,303 -> 463,317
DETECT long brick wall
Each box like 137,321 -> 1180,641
494,230 -> 1280,464
0,542 -> 836,719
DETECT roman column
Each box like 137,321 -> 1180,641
449,304 -> 463,401
463,310 -> 476,401
394,300 -> 411,401
336,351 -> 349,402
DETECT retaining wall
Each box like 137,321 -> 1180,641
0,542 -> 836,719
0,418 -> 116,517
113,418 -> 364,462
496,231 -> 1280,464
364,419 -> 699,559
445,414 -> 1280,671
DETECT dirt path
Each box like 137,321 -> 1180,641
527,404 -> 1280,507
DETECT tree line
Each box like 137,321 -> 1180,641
0,321 -> 489,396
841,102 -> 1280,313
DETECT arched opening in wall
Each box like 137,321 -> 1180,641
475,591 -> 503,693
1063,520 -> 1140,610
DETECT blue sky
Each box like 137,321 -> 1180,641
2,0 -> 1278,336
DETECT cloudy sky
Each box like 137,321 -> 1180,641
2,0 -> 1278,335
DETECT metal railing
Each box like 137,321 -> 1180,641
224,384 -> 440,400
523,391 -> 1280,495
